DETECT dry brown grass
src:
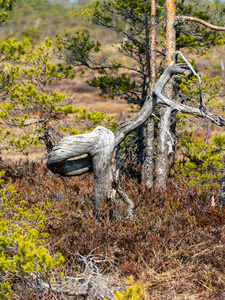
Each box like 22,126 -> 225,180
48,73 -> 131,117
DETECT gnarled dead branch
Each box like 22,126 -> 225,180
47,51 -> 225,214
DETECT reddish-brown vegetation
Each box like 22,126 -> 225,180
2,160 -> 225,299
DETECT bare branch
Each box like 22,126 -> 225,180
173,50 -> 206,111
113,182 -> 134,218
153,89 -> 225,126
114,65 -> 190,147
178,16 -> 225,31
34,253 -> 117,299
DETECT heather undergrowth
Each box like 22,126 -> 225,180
1,160 -> 225,299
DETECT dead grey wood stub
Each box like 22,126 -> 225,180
47,126 -> 115,214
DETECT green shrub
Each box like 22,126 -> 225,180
0,171 -> 64,298
175,131 -> 225,190
104,276 -> 146,300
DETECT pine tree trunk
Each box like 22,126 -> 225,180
143,0 -> 156,188
143,117 -> 155,187
155,105 -> 172,190
154,0 -> 176,190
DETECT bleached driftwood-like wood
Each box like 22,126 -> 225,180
48,126 -> 115,213
48,62 -> 189,214
47,51 -> 225,214
153,89 -> 225,126
114,65 -> 190,147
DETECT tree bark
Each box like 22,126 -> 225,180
155,0 -> 176,190
144,117 -> 155,187
155,106 -> 172,190
143,0 -> 156,188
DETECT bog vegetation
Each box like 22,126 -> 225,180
1,0 -> 225,299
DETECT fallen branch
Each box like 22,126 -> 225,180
34,254 -> 117,299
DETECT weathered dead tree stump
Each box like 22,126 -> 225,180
47,126 -> 115,214
47,51 -> 225,215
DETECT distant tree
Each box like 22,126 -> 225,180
20,27 -> 41,47
2,0 -> 82,44
77,0 -> 92,7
